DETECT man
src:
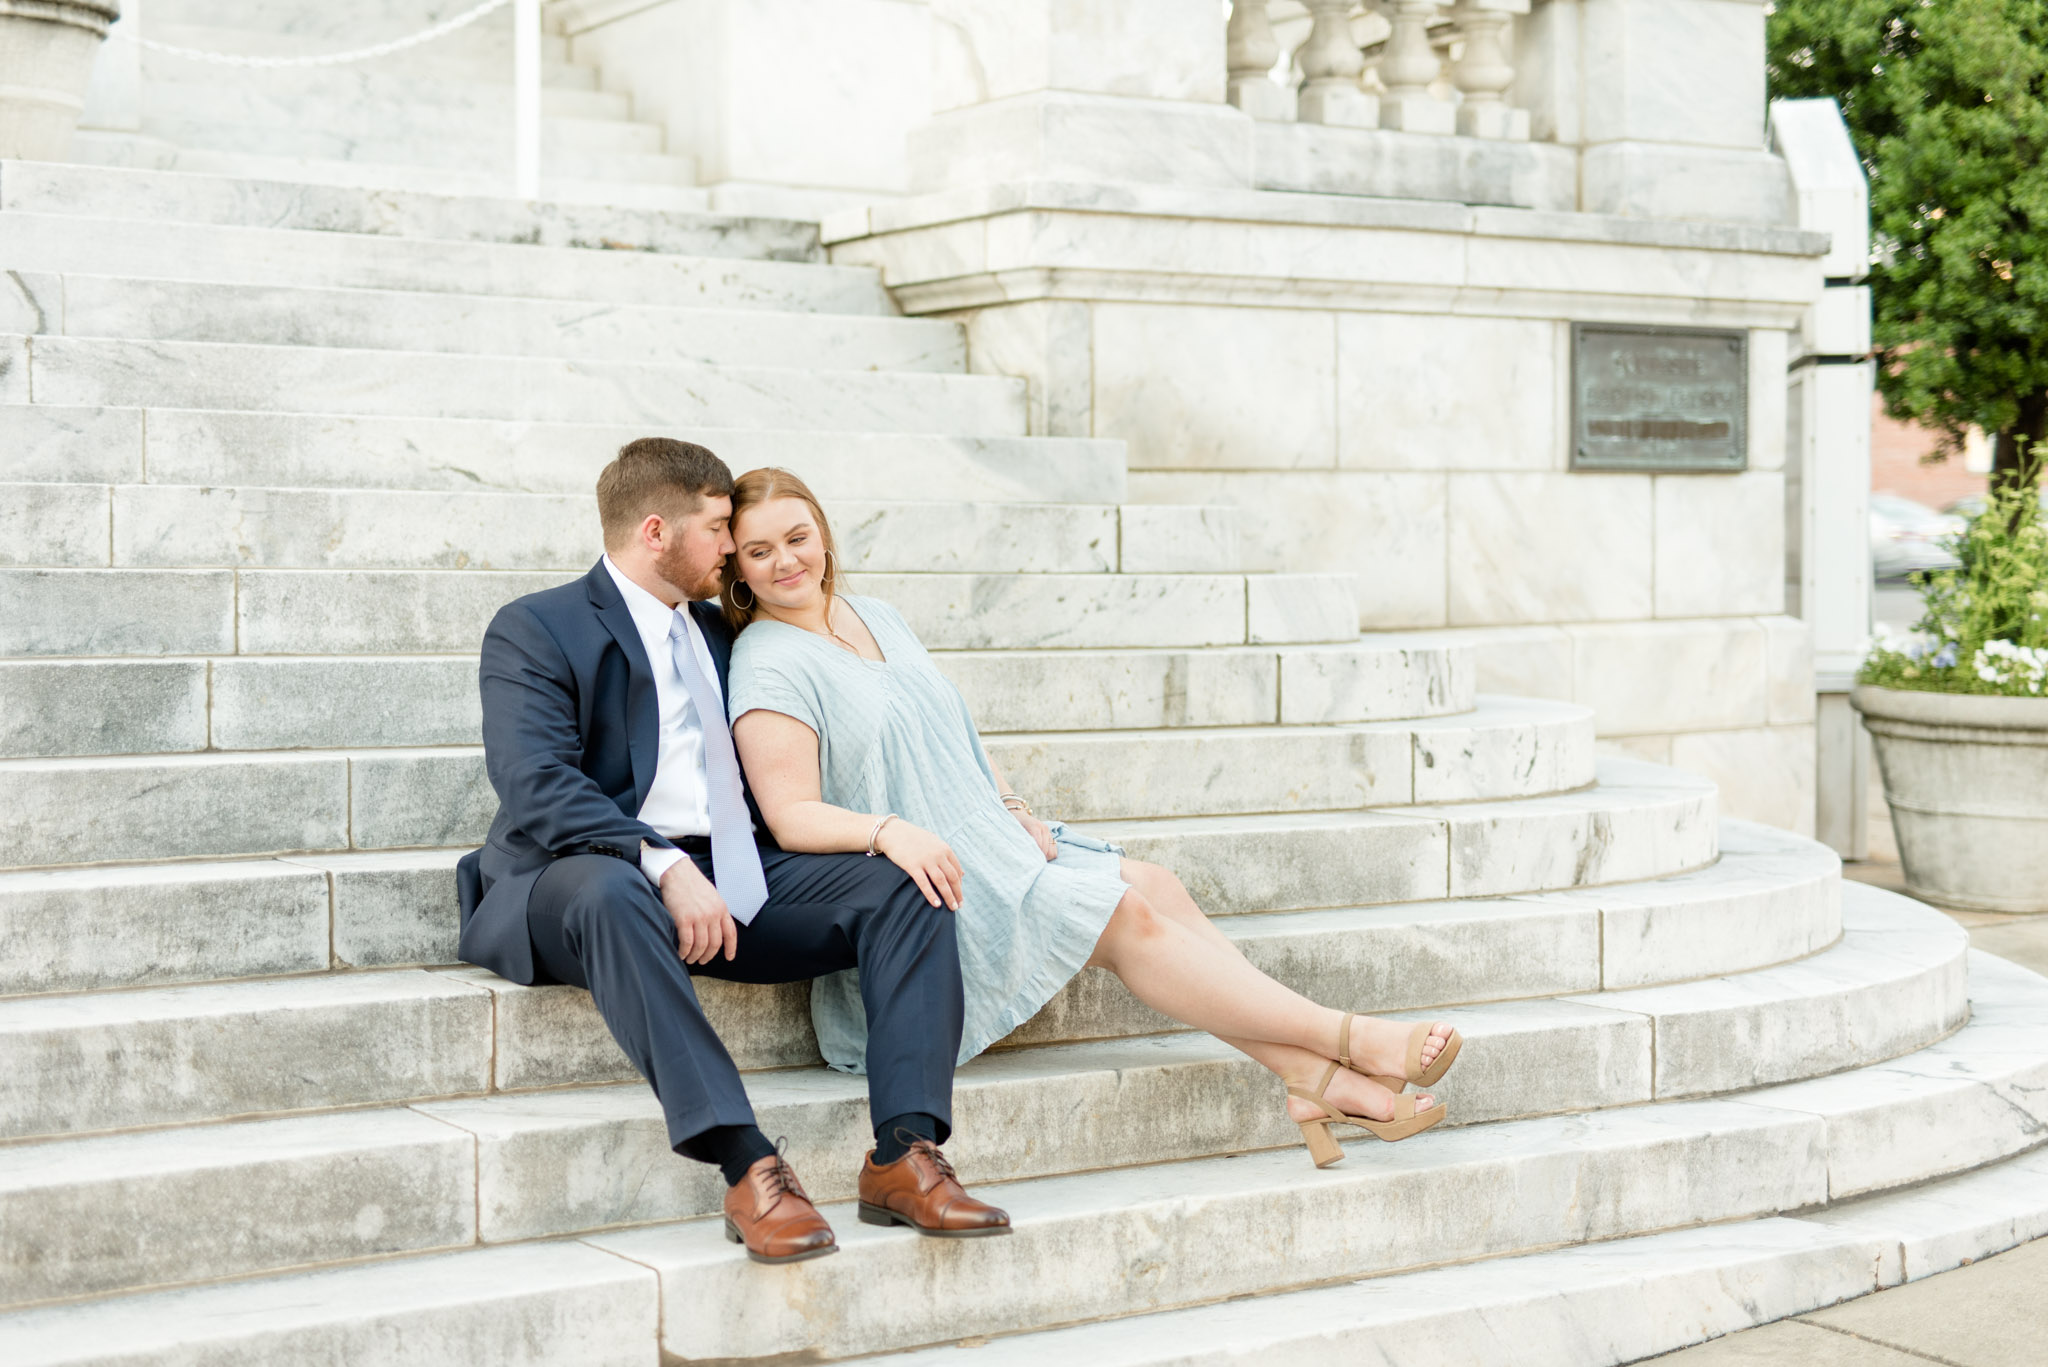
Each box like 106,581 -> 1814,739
456,437 -> 1008,1263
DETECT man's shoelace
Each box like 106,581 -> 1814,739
906,1138 -> 957,1181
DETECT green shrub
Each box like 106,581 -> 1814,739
1860,466 -> 2048,696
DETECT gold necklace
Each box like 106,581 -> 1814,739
780,601 -> 864,657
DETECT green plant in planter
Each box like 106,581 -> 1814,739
1861,464 -> 2048,696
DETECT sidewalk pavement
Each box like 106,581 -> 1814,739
1645,783 -> 2048,1365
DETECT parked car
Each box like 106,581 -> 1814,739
1944,489 -> 2048,521
1870,493 -> 1965,580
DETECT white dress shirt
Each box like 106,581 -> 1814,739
600,555 -> 723,886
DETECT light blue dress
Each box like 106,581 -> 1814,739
726,594 -> 1127,1071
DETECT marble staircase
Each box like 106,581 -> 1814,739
2,159 -> 2046,1365
90,0 -> 705,209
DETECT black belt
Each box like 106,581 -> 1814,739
666,835 -> 715,856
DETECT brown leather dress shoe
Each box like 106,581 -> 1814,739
857,1139 -> 1011,1237
722,1152 -> 837,1264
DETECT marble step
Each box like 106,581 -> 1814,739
2,406 -> 1123,501
146,0 -> 561,31
0,567 -> 1358,659
145,105 -> 667,159
0,631 -> 1470,764
856,1143 -> 2048,1367
0,896 -> 1994,1314
143,17 -> 576,73
14,1144 -> 2048,1367
0,733 -> 1661,874
0,970 -> 494,1141
140,71 -> 634,123
10,485 -> 1217,574
145,119 -> 701,188
0,212 -> 891,312
0,160 -> 823,260
0,701 -> 1583,869
323,873 -> 1916,1108
159,150 -> 715,212
0,815 -> 1828,1008
13,336 -> 1026,433
33,274 -> 966,371
155,99 -> 662,153
1094,757 -> 1717,914
981,699 -> 1596,821
514,954 -> 2048,1363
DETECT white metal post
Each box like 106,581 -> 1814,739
513,0 -> 541,198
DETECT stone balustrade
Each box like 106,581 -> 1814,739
1229,0 -> 1532,141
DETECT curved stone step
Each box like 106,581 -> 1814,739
857,1144 -> 2048,1367
0,638 -> 1472,760
164,151 -> 716,212
0,850 -> 1883,1146
984,698 -> 1595,820
0,749 -> 1700,892
144,107 -> 672,163
1097,757 -> 1716,914
0,161 -> 825,261
7,484 -> 1233,578
0,707 -> 1572,839
0,895 -> 1997,1311
10,1139 -> 2044,1367
0,566 -> 1358,659
1,406 -> 1127,502
561,962 -> 2048,1364
16,336 -> 1026,433
0,212 -> 892,313
0,818 -> 1828,1028
139,73 -> 635,124
44,275 -> 969,373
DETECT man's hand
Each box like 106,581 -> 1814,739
659,857 -> 738,965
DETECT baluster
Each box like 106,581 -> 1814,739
1227,1 -> 1290,121
1451,0 -> 1531,139
1296,0 -> 1377,128
1377,0 -> 1455,133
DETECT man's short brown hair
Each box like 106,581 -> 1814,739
596,438 -> 736,550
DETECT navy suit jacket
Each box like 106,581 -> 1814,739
456,559 -> 770,985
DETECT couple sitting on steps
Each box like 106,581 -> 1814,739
455,437 -> 1464,1265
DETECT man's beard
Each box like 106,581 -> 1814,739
654,542 -> 723,601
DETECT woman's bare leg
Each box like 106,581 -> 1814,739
1103,858 -> 1452,1123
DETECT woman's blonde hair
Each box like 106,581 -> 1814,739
721,466 -> 842,632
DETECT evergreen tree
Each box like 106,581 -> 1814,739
1769,0 -> 2048,483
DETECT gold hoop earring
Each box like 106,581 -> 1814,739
730,580 -> 756,610
823,548 -> 838,588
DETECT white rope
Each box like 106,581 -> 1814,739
110,0 -> 515,68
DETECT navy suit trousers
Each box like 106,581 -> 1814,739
525,844 -> 963,1152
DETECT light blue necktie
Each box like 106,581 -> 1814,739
669,611 -> 769,925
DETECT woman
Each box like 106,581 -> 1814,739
722,469 -> 1461,1167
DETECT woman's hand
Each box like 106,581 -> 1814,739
1013,809 -> 1056,861
874,819 -> 964,911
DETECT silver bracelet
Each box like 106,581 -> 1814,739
866,812 -> 899,857
999,793 -> 1031,815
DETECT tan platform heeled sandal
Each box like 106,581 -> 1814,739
1343,1013 -> 1462,1096
1289,1017 -> 1446,1169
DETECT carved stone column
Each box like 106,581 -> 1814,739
1377,0 -> 1454,133
1296,0 -> 1377,128
1227,1 -> 1289,121
0,0 -> 122,160
1452,0 -> 1530,139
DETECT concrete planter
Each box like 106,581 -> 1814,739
1853,684 -> 2048,913
0,1 -> 120,161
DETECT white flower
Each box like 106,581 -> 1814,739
1972,639 -> 2048,692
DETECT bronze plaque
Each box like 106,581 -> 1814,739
1571,324 -> 1748,472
